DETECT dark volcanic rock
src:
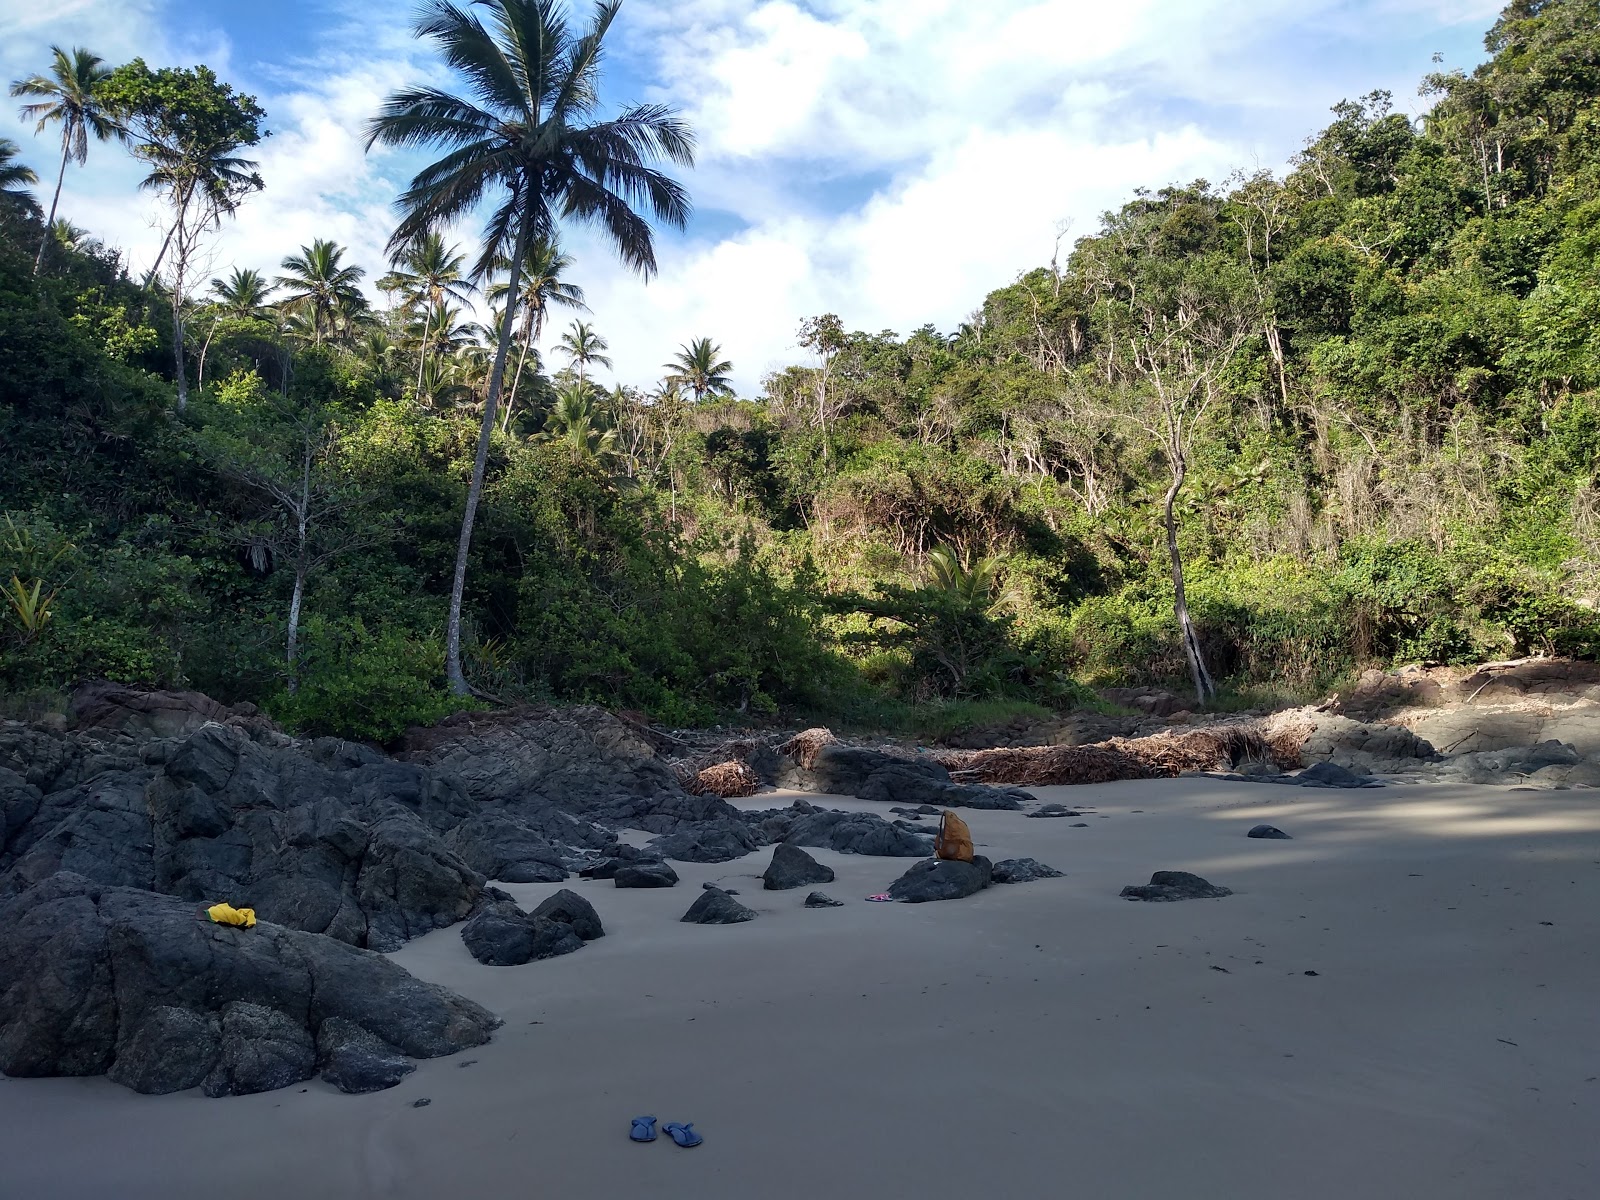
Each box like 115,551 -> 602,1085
1026,803 -> 1084,819
681,887 -> 758,924
460,899 -> 583,966
1119,871 -> 1233,902
648,819 -> 761,863
317,1017 -> 415,1094
446,813 -> 569,883
202,1002 -> 316,1097
70,681 -> 282,742
886,856 -> 993,903
1278,760 -> 1382,789
991,858 -> 1064,884
529,888 -> 604,941
763,842 -> 835,891
107,1005 -> 220,1095
804,892 -> 843,908
1247,824 -> 1293,840
754,808 -> 933,858
785,743 -> 1027,811
0,873 -> 498,1094
614,860 -> 680,889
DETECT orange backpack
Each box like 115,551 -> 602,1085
935,810 -> 974,862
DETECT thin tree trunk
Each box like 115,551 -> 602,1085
503,314 -> 534,434
445,214 -> 529,696
197,319 -> 216,393
34,139 -> 68,276
1163,455 -> 1214,704
285,566 -> 307,694
172,291 -> 189,413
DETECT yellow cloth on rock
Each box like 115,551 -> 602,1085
207,903 -> 257,928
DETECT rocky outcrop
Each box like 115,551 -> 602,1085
762,843 -> 834,891
648,820 -> 762,863
750,804 -> 934,858
780,743 -> 1029,811
529,889 -> 605,941
887,856 -> 993,903
0,873 -> 498,1095
69,681 -> 283,742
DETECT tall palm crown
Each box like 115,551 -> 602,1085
379,231 -> 476,309
210,267 -> 276,319
665,336 -> 734,401
9,46 -> 120,273
276,240 -> 367,346
559,319 -> 612,383
367,0 -> 694,695
0,139 -> 40,215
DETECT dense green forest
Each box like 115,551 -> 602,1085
3,0 -> 1600,740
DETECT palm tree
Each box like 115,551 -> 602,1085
209,266 -> 276,318
541,380 -> 620,465
276,239 -> 367,347
9,46 -> 120,275
49,218 -> 90,251
926,546 -> 1003,610
487,237 -> 586,427
379,232 -> 476,397
367,0 -> 694,694
0,139 -> 40,217
664,336 -> 734,401
559,319 -> 612,386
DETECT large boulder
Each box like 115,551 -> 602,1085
991,858 -> 1063,884
887,856 -> 993,903
529,888 -> 604,941
763,843 -> 835,891
460,899 -> 584,966
681,887 -> 758,924
0,873 -> 499,1095
752,807 -> 933,858
69,681 -> 282,742
648,819 -> 762,863
784,743 -> 1026,811
614,860 -> 680,889
446,813 -> 570,884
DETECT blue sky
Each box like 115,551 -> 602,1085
0,0 -> 1503,391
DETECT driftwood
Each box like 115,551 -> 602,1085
937,725 -> 1295,787
685,760 -> 762,798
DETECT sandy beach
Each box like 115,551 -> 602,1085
3,777 -> 1598,1200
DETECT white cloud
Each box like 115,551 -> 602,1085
3,0 -> 1501,394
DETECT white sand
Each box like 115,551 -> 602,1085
3,779 -> 1599,1200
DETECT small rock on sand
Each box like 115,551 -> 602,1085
804,892 -> 844,908
681,887 -> 758,924
763,842 -> 836,891
1027,803 -> 1084,819
991,858 -> 1065,884
614,861 -> 680,889
887,856 -> 993,903
1120,871 -> 1233,902
1247,824 -> 1293,840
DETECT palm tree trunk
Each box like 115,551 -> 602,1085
34,138 -> 69,276
445,215 -> 529,696
1164,456 -> 1213,705
415,328 -> 428,402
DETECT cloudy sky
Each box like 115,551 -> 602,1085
0,0 -> 1503,392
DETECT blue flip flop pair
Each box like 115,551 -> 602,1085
631,1116 -> 702,1147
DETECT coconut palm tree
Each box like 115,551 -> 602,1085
276,240 -> 367,347
209,267 -> 276,319
664,336 -> 734,401
541,380 -> 620,464
379,232 -> 476,397
366,0 -> 695,694
9,46 -> 120,274
559,319 -> 612,386
0,139 -> 40,217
